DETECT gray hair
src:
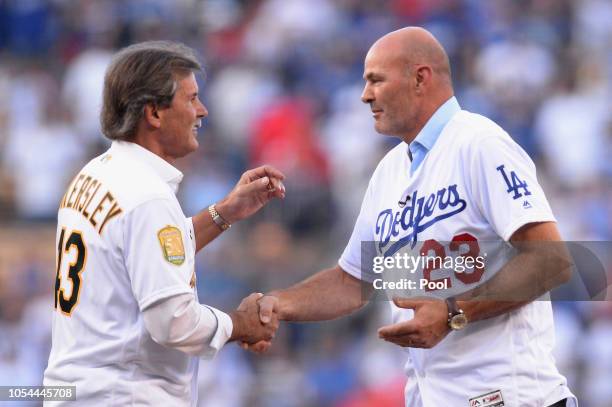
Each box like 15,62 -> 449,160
100,41 -> 202,141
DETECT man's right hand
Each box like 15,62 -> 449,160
237,294 -> 280,354
229,293 -> 279,344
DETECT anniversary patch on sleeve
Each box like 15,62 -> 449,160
157,226 -> 186,266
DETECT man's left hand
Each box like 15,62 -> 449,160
216,165 -> 286,224
378,297 -> 450,348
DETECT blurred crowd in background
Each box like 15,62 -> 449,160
0,0 -> 611,406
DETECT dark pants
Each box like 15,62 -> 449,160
548,399 -> 567,407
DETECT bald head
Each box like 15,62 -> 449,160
361,27 -> 454,142
369,27 -> 452,83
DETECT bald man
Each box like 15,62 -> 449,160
253,28 -> 576,407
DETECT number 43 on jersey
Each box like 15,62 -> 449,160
54,228 -> 87,316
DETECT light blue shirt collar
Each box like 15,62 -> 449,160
408,96 -> 461,173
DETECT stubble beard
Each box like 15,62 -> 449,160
374,115 -> 405,139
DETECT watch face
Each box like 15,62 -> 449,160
450,313 -> 468,330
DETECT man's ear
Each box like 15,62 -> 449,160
414,65 -> 433,93
144,104 -> 162,129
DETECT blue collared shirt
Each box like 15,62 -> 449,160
408,96 -> 461,173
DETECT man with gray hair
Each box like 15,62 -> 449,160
43,41 -> 283,406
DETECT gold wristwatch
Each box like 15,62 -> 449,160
446,297 -> 468,330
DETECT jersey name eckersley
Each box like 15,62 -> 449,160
58,172 -> 123,235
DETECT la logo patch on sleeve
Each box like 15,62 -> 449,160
157,226 -> 186,266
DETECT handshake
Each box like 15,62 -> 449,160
228,293 -> 279,352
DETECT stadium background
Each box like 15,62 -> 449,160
0,0 -> 611,406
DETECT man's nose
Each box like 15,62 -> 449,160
197,99 -> 208,118
361,85 -> 373,104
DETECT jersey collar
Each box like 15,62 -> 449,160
110,141 -> 184,194
408,96 -> 461,172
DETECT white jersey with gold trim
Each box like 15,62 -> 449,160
44,141 -> 221,406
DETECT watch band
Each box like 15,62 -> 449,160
208,204 -> 231,231
446,297 -> 461,317
445,297 -> 468,330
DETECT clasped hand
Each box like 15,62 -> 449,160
232,294 -> 279,354
229,293 -> 279,347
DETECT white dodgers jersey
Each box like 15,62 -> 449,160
339,110 -> 577,407
44,141 -> 201,406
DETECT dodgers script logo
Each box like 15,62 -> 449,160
375,184 -> 467,256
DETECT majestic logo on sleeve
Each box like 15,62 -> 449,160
375,184 -> 467,256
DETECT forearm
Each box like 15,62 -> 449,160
143,293 -> 232,358
272,266 -> 370,321
457,240 -> 571,323
191,207 -> 224,252
191,200 -> 237,252
457,300 -> 528,323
